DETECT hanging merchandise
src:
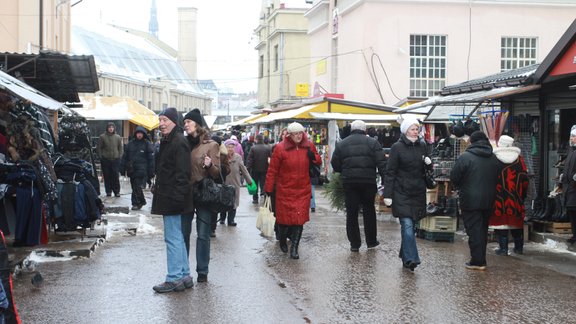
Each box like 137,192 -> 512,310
478,108 -> 509,144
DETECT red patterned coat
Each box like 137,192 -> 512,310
489,149 -> 529,229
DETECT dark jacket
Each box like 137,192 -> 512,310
151,126 -> 192,215
247,142 -> 271,173
450,139 -> 501,211
120,126 -> 155,179
383,135 -> 428,220
332,130 -> 387,185
562,146 -> 576,208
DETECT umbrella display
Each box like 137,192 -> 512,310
478,110 -> 509,144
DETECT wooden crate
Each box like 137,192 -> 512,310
421,216 -> 457,233
546,222 -> 572,234
422,231 -> 455,242
533,221 -> 572,234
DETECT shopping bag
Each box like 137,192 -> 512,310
257,196 -> 275,237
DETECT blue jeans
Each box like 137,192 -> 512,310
310,185 -> 316,209
163,215 -> 190,282
399,217 -> 420,265
183,207 -> 212,276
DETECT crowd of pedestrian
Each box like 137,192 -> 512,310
97,106 -> 549,293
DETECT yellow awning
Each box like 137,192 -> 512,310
73,96 -> 159,130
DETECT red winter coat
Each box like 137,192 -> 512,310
265,134 -> 321,225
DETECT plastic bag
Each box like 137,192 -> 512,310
256,196 -> 275,237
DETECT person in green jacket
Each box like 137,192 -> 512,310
97,122 -> 124,197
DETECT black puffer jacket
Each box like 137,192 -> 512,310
331,130 -> 387,185
562,146 -> 576,208
383,135 -> 428,220
151,126 -> 193,215
450,139 -> 501,211
120,126 -> 155,179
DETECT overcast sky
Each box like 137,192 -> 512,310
71,0 -> 262,93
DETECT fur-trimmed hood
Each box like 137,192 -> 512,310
493,146 -> 521,164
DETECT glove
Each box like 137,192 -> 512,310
423,156 -> 432,165
384,198 -> 392,207
265,192 -> 273,197
307,149 -> 315,161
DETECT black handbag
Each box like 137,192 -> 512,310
193,165 -> 236,213
424,162 -> 437,189
308,148 -> 321,179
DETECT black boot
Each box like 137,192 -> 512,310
495,230 -> 509,256
290,226 -> 303,259
278,225 -> 288,253
227,209 -> 237,226
513,236 -> 524,254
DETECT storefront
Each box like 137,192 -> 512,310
397,19 -> 576,227
247,97 -> 404,177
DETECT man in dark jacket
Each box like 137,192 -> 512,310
331,120 -> 387,252
151,108 -> 193,293
247,134 -> 271,204
120,126 -> 155,210
450,131 -> 501,271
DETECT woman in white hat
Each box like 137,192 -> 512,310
264,122 -> 321,259
488,135 -> 529,254
561,126 -> 576,244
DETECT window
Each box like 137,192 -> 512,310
259,55 -> 264,78
274,45 -> 279,72
501,37 -> 537,71
409,34 -> 446,98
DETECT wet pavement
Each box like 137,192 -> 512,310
10,178 -> 576,323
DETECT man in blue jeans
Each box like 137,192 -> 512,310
151,108 -> 193,293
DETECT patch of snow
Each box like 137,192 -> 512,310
28,251 -> 78,263
526,239 -> 576,256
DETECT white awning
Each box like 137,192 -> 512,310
394,85 -> 540,116
250,104 -> 318,124
0,70 -> 64,110
309,112 -> 400,121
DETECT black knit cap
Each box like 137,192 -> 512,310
469,130 -> 488,143
159,107 -> 180,126
184,108 -> 205,127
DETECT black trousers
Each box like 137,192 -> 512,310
252,170 -> 267,202
343,183 -> 378,248
568,209 -> 576,239
462,209 -> 491,266
130,176 -> 146,207
101,158 -> 120,195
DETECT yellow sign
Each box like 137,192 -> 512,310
296,83 -> 309,97
316,59 -> 327,75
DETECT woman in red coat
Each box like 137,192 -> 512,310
265,122 -> 321,259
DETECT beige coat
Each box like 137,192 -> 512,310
190,133 -> 221,184
225,153 -> 252,209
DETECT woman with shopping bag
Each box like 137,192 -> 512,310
264,122 -> 321,259
222,139 -> 253,226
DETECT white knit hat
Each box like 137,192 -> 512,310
400,117 -> 420,135
570,125 -> 576,136
498,135 -> 514,147
287,122 -> 305,133
351,120 -> 366,131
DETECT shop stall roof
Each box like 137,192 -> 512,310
309,112 -> 400,121
395,85 -> 540,120
0,69 -> 64,110
249,104 -> 320,124
228,113 -> 266,126
72,96 -> 159,130
1,51 -> 99,103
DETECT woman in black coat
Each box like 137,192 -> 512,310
383,117 -> 430,271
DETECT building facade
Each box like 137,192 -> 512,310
0,0 -> 71,53
255,0 -> 313,109
305,0 -> 576,105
